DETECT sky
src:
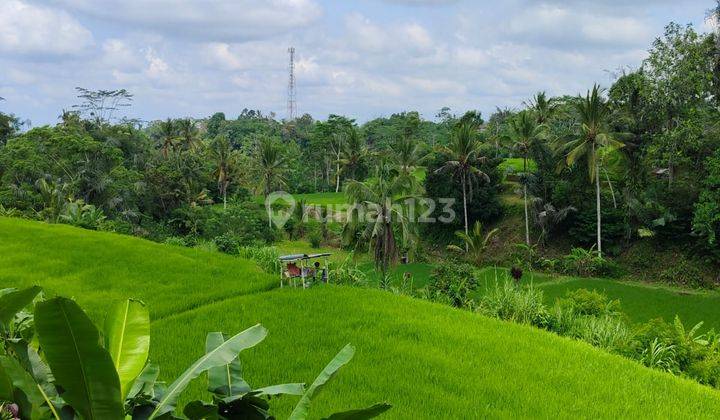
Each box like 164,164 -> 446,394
0,0 -> 715,126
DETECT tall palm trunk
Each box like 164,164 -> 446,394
461,173 -> 469,252
335,161 -> 341,192
595,147 -> 602,257
523,155 -> 530,245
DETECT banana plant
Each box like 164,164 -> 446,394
0,289 -> 391,420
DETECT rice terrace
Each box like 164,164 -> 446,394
2,1 -> 720,419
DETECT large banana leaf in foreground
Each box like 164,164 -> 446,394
104,299 -> 150,400
289,344 -> 355,420
0,286 -> 41,326
149,324 -> 268,419
35,297 -> 123,420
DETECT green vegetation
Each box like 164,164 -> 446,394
4,220 -> 720,418
3,7 -> 720,418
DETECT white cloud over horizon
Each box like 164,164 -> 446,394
0,0 -> 713,126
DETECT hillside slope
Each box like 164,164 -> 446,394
1,217 -> 720,418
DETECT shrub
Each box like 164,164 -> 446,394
560,247 -> 624,278
478,280 -> 547,326
569,315 -> 633,353
306,219 -> 323,248
239,245 -> 281,274
638,338 -> 678,373
658,260 -> 713,289
560,289 -> 621,317
163,236 -> 187,247
197,202 -> 277,245
426,262 -> 478,308
213,232 -> 242,254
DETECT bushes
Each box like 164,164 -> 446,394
212,232 -> 242,254
658,260 -> 712,289
238,245 -> 281,274
559,247 -> 624,278
306,219 -> 323,248
478,280 -> 547,326
425,262 -> 478,308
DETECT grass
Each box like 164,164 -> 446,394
358,261 -> 435,289
3,217 -> 720,418
152,287 -> 720,419
475,266 -> 720,331
0,217 -> 276,320
499,157 -> 537,173
254,192 -> 348,206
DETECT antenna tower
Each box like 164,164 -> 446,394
287,47 -> 297,121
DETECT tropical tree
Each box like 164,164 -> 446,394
390,135 -> 427,176
435,121 -> 489,242
526,91 -> 557,124
345,167 -> 417,277
156,119 -> 178,159
507,111 -> 545,245
208,135 -> 236,209
564,85 -> 624,257
254,136 -> 287,196
530,198 -> 576,246
176,118 -> 200,151
446,221 -> 499,265
339,128 -> 367,181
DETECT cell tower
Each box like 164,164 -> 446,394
287,47 -> 297,121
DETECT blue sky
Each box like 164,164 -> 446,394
0,0 -> 713,126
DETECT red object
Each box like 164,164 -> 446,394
286,263 -> 301,277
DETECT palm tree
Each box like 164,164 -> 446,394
530,198 -> 576,246
209,135 -> 235,209
345,167 -> 417,277
339,128 -> 367,181
330,133 -> 344,192
177,118 -> 199,151
157,119 -> 178,159
447,221 -> 499,265
507,111 -> 545,245
564,85 -> 624,257
254,137 -> 287,197
435,121 -> 489,242
390,135 -> 427,176
526,91 -> 557,124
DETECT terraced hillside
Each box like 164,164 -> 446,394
2,217 -> 720,418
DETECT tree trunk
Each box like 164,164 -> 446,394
335,161 -> 340,193
595,160 -> 602,258
523,156 -> 530,245
462,174 -> 469,252
524,184 -> 530,245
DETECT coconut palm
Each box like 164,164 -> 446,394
254,136 -> 287,197
507,111 -> 545,245
345,167 -> 417,277
157,118 -> 178,159
390,135 -> 428,176
526,91 -> 557,124
339,128 -> 367,181
209,135 -> 235,209
177,118 -> 200,151
436,121 -> 490,242
564,85 -> 624,257
447,221 -> 499,265
530,198 -> 576,246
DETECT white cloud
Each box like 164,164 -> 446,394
507,4 -> 653,48
0,0 -> 93,56
50,0 -> 322,42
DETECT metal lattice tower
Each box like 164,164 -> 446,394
287,47 -> 297,121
